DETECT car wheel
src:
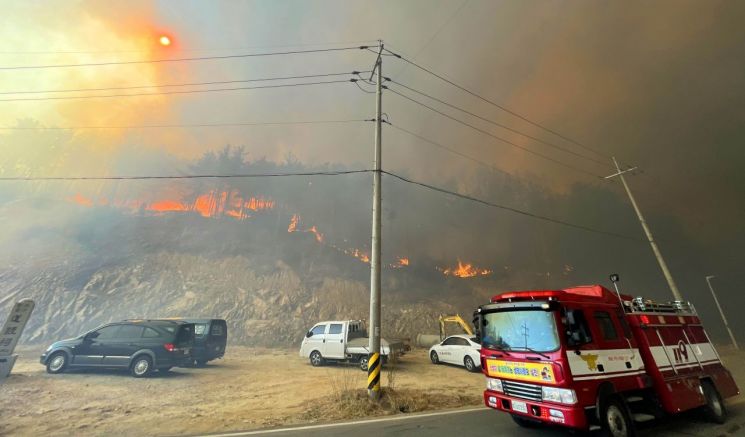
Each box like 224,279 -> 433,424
701,380 -> 727,424
130,355 -> 153,378
359,356 -> 369,371
46,351 -> 68,374
159,367 -> 172,373
511,414 -> 541,428
464,356 -> 477,372
601,396 -> 636,437
309,350 -> 324,367
195,359 -> 207,367
430,351 -> 440,364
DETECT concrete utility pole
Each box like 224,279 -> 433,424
705,276 -> 739,350
605,157 -> 683,301
367,40 -> 383,400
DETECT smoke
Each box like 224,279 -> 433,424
1,1 -> 744,345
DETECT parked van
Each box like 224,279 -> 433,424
161,318 -> 227,366
40,320 -> 195,377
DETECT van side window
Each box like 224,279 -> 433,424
310,325 -> 326,336
328,324 -> 343,335
594,311 -> 619,341
143,327 -> 161,338
117,325 -> 144,339
94,325 -> 121,339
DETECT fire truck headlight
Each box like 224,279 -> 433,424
541,387 -> 577,404
486,378 -> 503,392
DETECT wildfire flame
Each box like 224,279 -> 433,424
439,260 -> 492,278
69,190 -> 274,220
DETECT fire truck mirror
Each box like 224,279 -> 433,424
472,310 -> 482,343
610,273 -> 620,283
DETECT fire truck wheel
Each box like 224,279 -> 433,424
511,414 -> 541,428
601,397 -> 635,437
430,351 -> 440,364
701,380 -> 727,424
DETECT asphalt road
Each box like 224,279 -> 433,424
201,403 -> 745,437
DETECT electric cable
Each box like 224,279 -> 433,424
381,169 -> 640,242
0,46 -> 370,70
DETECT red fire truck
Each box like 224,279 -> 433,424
475,280 -> 739,436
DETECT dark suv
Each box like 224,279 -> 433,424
40,320 -> 195,377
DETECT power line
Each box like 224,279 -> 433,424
0,79 -> 353,102
388,80 -> 611,168
0,71 -> 368,95
0,169 -> 373,181
387,122 -> 511,176
387,87 -> 604,179
0,46 -> 369,70
381,170 -> 639,242
0,39 -> 379,55
384,48 -> 610,160
0,119 -> 370,130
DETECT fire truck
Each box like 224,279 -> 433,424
474,279 -> 739,436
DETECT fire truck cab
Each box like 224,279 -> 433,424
476,284 -> 739,436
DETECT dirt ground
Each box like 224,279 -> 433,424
0,346 -> 484,436
1,347 -> 743,437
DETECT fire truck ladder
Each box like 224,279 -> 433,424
627,297 -> 706,375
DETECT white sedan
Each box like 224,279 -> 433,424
429,335 -> 481,372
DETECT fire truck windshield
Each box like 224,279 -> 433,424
481,308 -> 560,353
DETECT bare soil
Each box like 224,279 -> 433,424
0,346 -> 484,436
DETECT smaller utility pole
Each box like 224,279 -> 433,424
705,276 -> 739,350
605,157 -> 683,301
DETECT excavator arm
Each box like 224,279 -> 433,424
438,314 -> 474,339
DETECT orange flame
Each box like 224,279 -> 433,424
288,214 -> 299,232
439,260 -> 492,278
69,190 -> 274,220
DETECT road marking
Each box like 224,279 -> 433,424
198,407 -> 486,436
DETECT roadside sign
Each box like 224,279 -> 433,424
0,299 -> 35,356
0,299 -> 35,381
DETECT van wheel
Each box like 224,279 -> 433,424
701,380 -> 727,424
195,359 -> 207,367
464,356 -> 477,372
159,367 -> 172,373
131,356 -> 153,378
359,356 -> 369,371
601,397 -> 635,437
309,350 -> 324,367
430,351 -> 440,364
511,414 -> 541,428
46,352 -> 68,374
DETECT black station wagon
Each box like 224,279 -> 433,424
40,320 -> 195,377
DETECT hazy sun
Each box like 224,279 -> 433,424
159,35 -> 171,46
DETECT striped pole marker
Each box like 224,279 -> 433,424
367,352 -> 381,397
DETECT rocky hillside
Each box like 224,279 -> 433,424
1,252 -> 471,347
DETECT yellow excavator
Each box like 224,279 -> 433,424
438,314 -> 474,340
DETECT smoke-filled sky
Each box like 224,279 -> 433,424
1,1 -> 744,341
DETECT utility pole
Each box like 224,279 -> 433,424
705,276 -> 739,350
605,157 -> 683,301
367,40 -> 383,400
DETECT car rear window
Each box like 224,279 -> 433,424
211,322 -> 226,336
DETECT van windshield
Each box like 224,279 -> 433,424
482,309 -> 559,353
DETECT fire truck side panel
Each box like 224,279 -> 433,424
626,312 -> 739,414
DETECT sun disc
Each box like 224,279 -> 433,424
159,35 -> 171,46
